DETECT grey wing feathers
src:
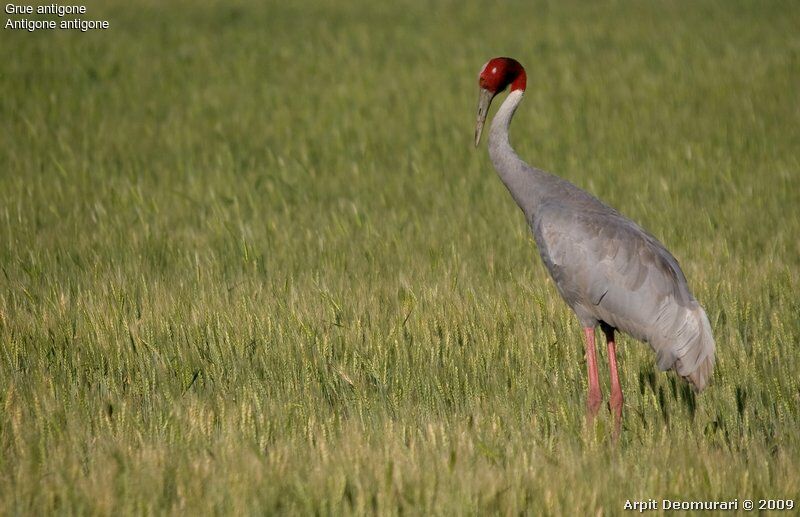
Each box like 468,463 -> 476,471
534,202 -> 715,391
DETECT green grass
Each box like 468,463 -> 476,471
2,0 -> 799,514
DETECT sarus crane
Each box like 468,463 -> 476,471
474,57 -> 715,436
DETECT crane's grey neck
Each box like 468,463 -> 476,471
488,89 -> 548,217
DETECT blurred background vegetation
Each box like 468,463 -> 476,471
1,0 -> 798,513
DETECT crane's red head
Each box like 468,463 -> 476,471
478,57 -> 527,94
475,57 -> 527,146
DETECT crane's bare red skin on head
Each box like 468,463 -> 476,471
479,57 -> 527,94
474,57 -> 527,146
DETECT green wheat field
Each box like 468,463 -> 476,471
2,0 -> 799,514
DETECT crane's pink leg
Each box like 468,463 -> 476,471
603,327 -> 623,439
583,327 -> 602,421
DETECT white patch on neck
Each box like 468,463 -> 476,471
491,89 -> 525,132
506,89 -> 524,100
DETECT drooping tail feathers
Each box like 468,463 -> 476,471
672,305 -> 716,391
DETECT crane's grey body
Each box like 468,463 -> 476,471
489,90 -> 715,390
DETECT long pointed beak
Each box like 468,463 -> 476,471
474,88 -> 494,147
